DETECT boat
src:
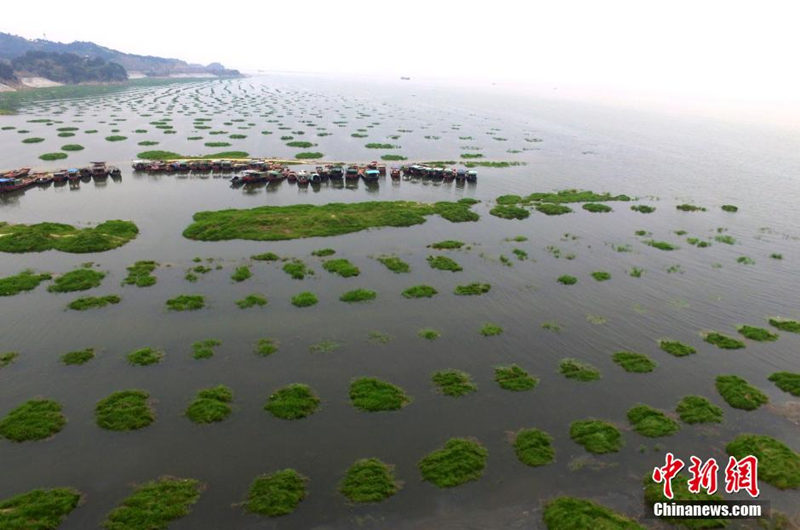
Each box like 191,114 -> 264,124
66,168 -> 81,181
363,169 -> 380,182
296,171 -> 309,186
52,170 -> 68,182
456,169 -> 467,181
108,166 -> 121,177
90,162 -> 109,179
466,170 -> 477,183
132,161 -> 149,171
329,166 -> 344,179
377,164 -> 387,176
345,166 -> 359,180
1,168 -> 30,179
239,170 -> 265,184
310,172 -> 321,184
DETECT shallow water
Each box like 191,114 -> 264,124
1,75 -> 799,529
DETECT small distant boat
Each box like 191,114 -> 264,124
328,166 -> 344,180
363,169 -> 380,182
1,168 -> 30,179
296,171 -> 309,186
345,166 -> 359,180
310,172 -> 321,184
67,169 -> 81,181
466,170 -> 477,183
52,170 -> 68,182
390,167 -> 400,180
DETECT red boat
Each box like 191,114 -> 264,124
1,168 -> 30,179
0,176 -> 36,193
390,167 -> 401,180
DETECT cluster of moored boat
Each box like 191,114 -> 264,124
0,162 -> 121,193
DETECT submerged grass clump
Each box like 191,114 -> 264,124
659,339 -> 696,357
123,260 -> 157,287
126,347 -> 163,366
291,291 -> 318,307
631,204 -> 655,213
582,203 -> 612,213
67,294 -> 120,310
254,338 -> 278,356
245,469 -> 307,517
768,372 -> 800,396
480,323 -> 503,336
251,251 -> 280,261
339,288 -> 377,302
726,434 -> 800,489
591,271 -> 611,281
557,275 -> 577,285
418,438 -> 488,488
418,328 -> 440,340
323,258 -> 360,277
627,404 -> 679,437
0,351 -> 19,368
543,497 -> 644,530
0,270 -> 52,296
769,318 -> 800,333
721,204 -> 738,212
103,477 -> 202,529
349,377 -> 410,412
427,255 -> 462,272
48,268 -> 105,292
612,351 -> 656,373
402,285 -> 437,298
0,220 -> 138,254
513,428 -> 555,467
282,259 -> 312,280
0,488 -> 82,529
61,347 -> 95,365
428,240 -> 465,249
704,332 -> 745,349
0,399 -> 66,442
231,265 -> 252,282
737,325 -> 778,342
454,282 -> 491,296
644,240 -> 678,251
166,294 -> 205,311
95,390 -> 154,431
490,205 -> 530,220
559,358 -> 601,381
236,294 -> 267,309
192,339 -> 221,360
536,203 -> 572,215
376,255 -> 410,273
676,203 -> 706,212
265,384 -> 320,420
432,370 -> 477,397
494,364 -> 538,391
311,248 -> 335,257
569,419 -> 623,454
186,385 -> 233,423
339,458 -> 400,503
675,395 -> 723,424
715,375 -> 768,410
39,152 -> 68,161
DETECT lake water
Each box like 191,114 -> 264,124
1,74 -> 799,529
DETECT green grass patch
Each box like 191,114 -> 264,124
590,271 -> 611,281
480,323 -> 503,336
105,135 -> 127,142
536,203 -> 572,215
282,259 -> 312,279
192,339 -> 221,360
715,375 -> 768,410
704,332 -> 745,349
454,282 -> 490,295
0,488 -> 82,529
631,204 -> 655,213
61,347 -> 95,365
251,252 -> 280,261
428,240 -> 464,249
582,203 -> 612,213
264,384 -> 320,420
721,204 -> 738,212
427,255 -> 462,272
311,248 -> 335,257
0,270 -> 52,296
495,364 -> 538,391
0,220 -> 138,253
349,377 -> 410,412
736,255 -> 755,265
291,291 -> 318,307
68,294 -> 120,310
418,328 -> 440,340
769,318 -> 800,332
490,205 -> 530,219
714,234 -> 736,245
166,294 -> 205,311
381,154 -> 407,161
104,477 -> 202,529
286,141 -> 314,148
627,404 -> 679,437
432,370 -> 476,397
512,428 -> 554,467
186,385 -> 233,423
95,390 -> 153,431
557,275 -> 577,285
418,438 -> 487,488
559,358 -> 601,381
254,338 -> 278,356
365,143 -> 398,149
136,150 -> 249,160
138,140 -> 159,146
123,261 -> 157,287
0,351 -> 18,368
22,137 -> 45,144
737,325 -> 778,342
39,152 -> 67,161
231,265 -> 252,282
403,285 -> 437,298
126,347 -> 163,366
726,434 -> 800,489
339,458 -> 400,503
0,399 -> 66,442
236,294 -> 267,309
543,497 -> 644,530
768,371 -> 800,396
659,339 -> 696,357
612,351 -> 656,373
676,395 -> 723,424
377,255 -> 409,273
676,203 -> 706,212
61,144 -> 84,151
339,288 -> 376,302
323,258 -> 360,277
644,239 -> 678,251
244,469 -> 307,517
48,268 -> 105,293
204,141 -> 231,147
569,419 -> 623,454
295,151 -> 323,159
183,200 -> 478,242
643,474 -> 725,528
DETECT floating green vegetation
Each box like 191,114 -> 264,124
582,203 -> 612,213
0,220 -> 138,254
675,203 -> 706,212
323,258 -> 360,277
0,399 -> 66,442
166,294 -> 205,311
236,294 -> 267,309
282,259 -> 312,280
770,253 -> 783,259
138,140 -> 159,146
460,153 -> 484,159
339,458 -> 400,503
736,255 -> 755,265
535,203 -> 572,215
186,385 -> 233,423
769,318 -> 800,332
22,137 -> 45,143
68,294 -> 120,310
309,339 -> 342,353
737,325 -> 778,342
612,351 -> 656,373
251,338 -> 277,357
721,204 -> 738,212
490,204 -> 530,220
686,237 -> 711,247
295,151 -> 324,159
418,438 -> 488,488
627,404 -> 679,437
122,260 -> 157,287
644,239 -> 678,251
136,150 -> 249,160
311,248 -> 336,257
569,420 -> 623,454
376,255 -> 410,273
204,141 -> 231,147
104,477 -> 202,529
643,474 -> 725,528
714,234 -> 736,245
559,358 -> 601,381
675,395 -> 723,424
351,133 -> 368,138
543,497 -> 644,530
715,375 -> 768,410
189,339 -> 220,360
427,255 -> 462,272
365,143 -> 398,149
183,200 -> 478,242
480,323 -> 503,336
768,371 -> 800,396
629,267 -> 646,278
659,339 -> 696,357
61,144 -> 84,151
340,288 -> 377,302
432,370 -> 477,397
726,434 -> 800,489
126,347 -> 163,366
61,347 -> 95,365
630,204 -> 655,213
0,270 -> 52,296
95,390 -> 153,431
0,351 -> 18,369
48,268 -> 105,293
418,328 -> 441,340
402,285 -> 437,298
704,332 -> 745,349
429,240 -> 465,249
495,364 -> 538,391
464,160 -> 526,168
508,428 -> 555,468
230,134 -> 247,139
454,282 -> 491,296
381,154 -> 407,161
39,152 -> 68,161
245,469 -> 307,517
557,275 -> 577,285
349,377 -> 410,412
264,384 -> 320,420
0,487 -> 82,529
591,271 -> 611,281
512,248 -> 527,260
291,291 -> 318,307
231,265 -> 252,282
251,251 -> 280,261
105,135 -> 127,142
368,331 -> 393,344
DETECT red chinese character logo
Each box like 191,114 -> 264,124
725,455 -> 760,498
652,452 -> 685,499
687,456 -> 719,495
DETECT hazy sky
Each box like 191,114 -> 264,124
4,0 -> 799,104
